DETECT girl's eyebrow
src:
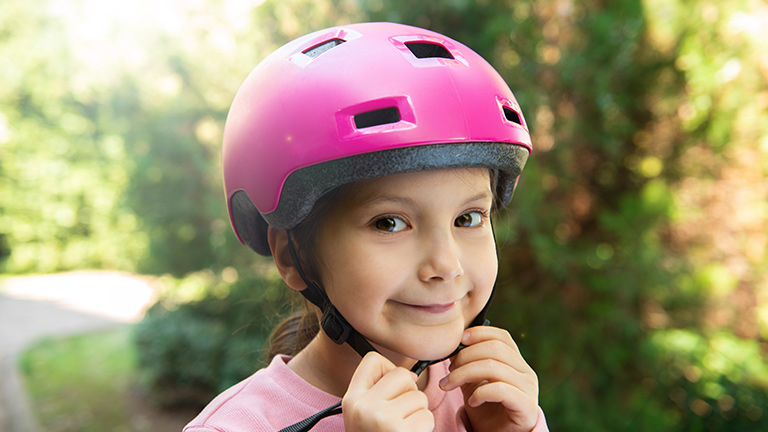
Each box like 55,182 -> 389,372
356,193 -> 418,208
356,190 -> 493,208
461,191 -> 494,207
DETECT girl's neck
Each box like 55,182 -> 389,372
287,332 -> 429,398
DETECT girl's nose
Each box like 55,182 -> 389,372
417,230 -> 464,283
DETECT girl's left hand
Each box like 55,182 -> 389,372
439,326 -> 539,432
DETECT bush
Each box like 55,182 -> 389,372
133,271 -> 290,408
650,330 -> 768,430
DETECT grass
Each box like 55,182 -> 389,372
18,327 -> 193,432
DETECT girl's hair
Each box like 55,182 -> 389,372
265,170 -> 500,361
266,299 -> 320,362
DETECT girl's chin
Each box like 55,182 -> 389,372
376,336 -> 464,363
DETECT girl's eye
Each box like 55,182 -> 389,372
373,216 -> 408,232
455,211 -> 484,228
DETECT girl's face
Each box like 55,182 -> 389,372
315,168 -> 498,362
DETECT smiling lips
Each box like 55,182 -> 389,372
402,301 -> 457,314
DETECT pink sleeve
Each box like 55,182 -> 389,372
530,406 -> 549,432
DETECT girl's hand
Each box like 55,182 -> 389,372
439,326 -> 540,432
342,352 -> 435,432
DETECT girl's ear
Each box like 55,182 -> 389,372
267,227 -> 308,291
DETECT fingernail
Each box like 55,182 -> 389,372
439,376 -> 449,390
411,372 -> 418,382
462,331 -> 470,344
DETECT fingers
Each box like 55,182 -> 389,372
460,326 -> 520,355
441,327 -> 535,391
390,388 -> 430,418
464,380 -> 528,409
403,407 -> 435,431
346,351 -> 400,399
455,326 -> 531,373
343,352 -> 434,432
441,326 -> 539,422
441,357 -> 533,392
468,381 -> 539,431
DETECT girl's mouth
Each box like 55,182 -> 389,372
403,302 -> 457,314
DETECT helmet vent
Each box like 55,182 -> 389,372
354,107 -> 401,129
405,41 -> 454,59
303,38 -> 345,58
503,106 -> 523,126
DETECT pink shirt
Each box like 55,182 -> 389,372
184,355 -> 548,432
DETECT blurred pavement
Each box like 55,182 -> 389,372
0,271 -> 158,432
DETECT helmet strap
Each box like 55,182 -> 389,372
285,230 -> 377,358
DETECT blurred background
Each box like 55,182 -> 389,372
1,0 -> 766,431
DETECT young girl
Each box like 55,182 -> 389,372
184,22 -> 548,432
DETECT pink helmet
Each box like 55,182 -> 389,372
224,22 -> 532,255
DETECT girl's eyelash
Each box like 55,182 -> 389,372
463,208 -> 491,221
458,208 -> 491,227
372,214 -> 405,223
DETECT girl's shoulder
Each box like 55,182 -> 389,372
183,355 -> 342,432
182,360 -> 276,431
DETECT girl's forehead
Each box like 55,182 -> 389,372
337,168 -> 493,207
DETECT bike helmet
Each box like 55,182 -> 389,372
223,22 -> 531,256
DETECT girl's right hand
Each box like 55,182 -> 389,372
342,352 -> 434,431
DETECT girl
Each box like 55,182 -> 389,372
184,22 -> 548,432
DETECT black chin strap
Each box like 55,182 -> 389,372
285,230 -> 377,358
280,229 -> 494,432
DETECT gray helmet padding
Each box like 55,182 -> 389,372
232,142 -> 529,256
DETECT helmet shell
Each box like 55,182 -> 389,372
223,22 -> 532,255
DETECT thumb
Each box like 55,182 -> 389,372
346,352 -> 397,398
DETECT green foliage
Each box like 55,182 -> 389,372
20,329 -> 140,432
651,330 -> 768,429
133,270 -> 289,408
0,0 -> 145,273
20,327 -> 194,432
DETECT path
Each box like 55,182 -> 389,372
0,271 -> 158,432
